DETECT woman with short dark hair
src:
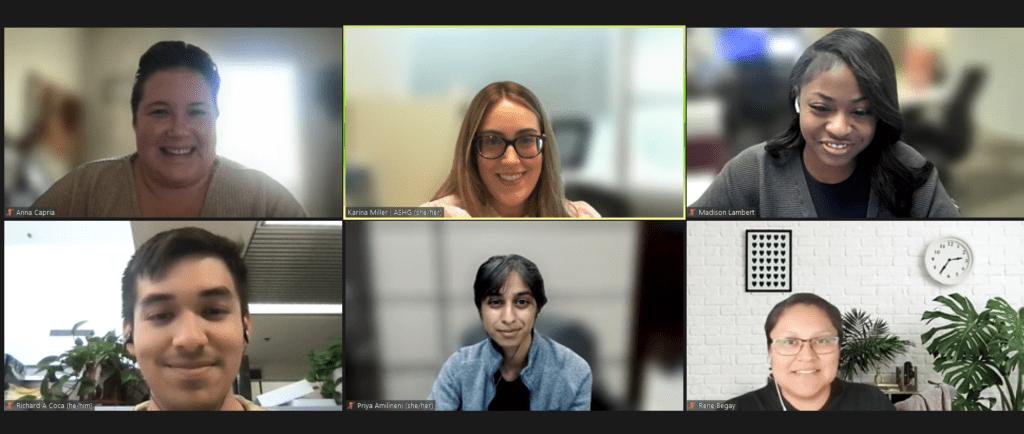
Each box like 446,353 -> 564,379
428,254 -> 592,410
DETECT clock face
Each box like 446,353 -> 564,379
924,238 -> 973,285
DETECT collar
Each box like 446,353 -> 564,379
487,329 -> 539,386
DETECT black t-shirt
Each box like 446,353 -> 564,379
488,372 -> 530,411
725,379 -> 896,411
802,155 -> 871,218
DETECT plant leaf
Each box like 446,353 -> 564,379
985,297 -> 1024,378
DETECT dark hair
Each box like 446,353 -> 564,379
765,28 -> 934,217
473,254 -> 548,312
130,41 -> 220,126
122,227 -> 249,332
764,293 -> 843,351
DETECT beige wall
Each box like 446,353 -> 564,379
4,28 -> 86,140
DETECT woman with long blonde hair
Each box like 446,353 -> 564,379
421,81 -> 599,218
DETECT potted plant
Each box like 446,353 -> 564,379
35,320 -> 148,405
921,294 -> 1023,411
839,309 -> 913,382
306,337 -> 343,404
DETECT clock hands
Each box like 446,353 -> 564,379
938,257 -> 964,275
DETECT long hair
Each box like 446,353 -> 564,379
431,81 -> 571,217
765,29 -> 934,216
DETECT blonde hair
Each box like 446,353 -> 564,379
431,81 -> 572,217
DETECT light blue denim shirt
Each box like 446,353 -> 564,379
428,330 -> 592,410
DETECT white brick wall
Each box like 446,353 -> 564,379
687,220 -> 1024,410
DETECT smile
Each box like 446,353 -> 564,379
793,370 -> 819,374
824,142 -> 850,149
161,147 -> 196,156
498,172 -> 524,182
167,363 -> 215,379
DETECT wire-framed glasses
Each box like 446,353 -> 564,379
772,336 -> 839,356
474,135 -> 544,159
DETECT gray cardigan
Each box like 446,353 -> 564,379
690,142 -> 960,217
428,330 -> 592,411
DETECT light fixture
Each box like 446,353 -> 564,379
249,304 -> 343,314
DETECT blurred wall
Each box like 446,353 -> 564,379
686,220 -> 1024,409
359,221 -> 639,405
4,28 -> 86,140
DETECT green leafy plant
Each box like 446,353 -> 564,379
839,309 -> 913,380
921,294 -> 1023,411
35,320 -> 148,404
306,337 -> 343,402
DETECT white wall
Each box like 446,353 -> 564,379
687,220 -> 1024,409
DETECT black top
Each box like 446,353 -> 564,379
488,371 -> 530,411
802,155 -> 871,218
725,379 -> 896,411
487,370 -> 532,411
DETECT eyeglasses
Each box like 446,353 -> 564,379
772,336 -> 839,356
474,135 -> 544,159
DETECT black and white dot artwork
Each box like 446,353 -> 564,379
745,230 -> 792,292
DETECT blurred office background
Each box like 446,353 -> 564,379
344,220 -> 687,410
4,28 -> 347,217
3,220 -> 343,408
686,28 -> 1024,217
344,27 -> 686,218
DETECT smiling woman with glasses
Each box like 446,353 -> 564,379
726,293 -> 895,411
419,81 -> 600,218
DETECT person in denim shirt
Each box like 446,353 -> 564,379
428,254 -> 592,410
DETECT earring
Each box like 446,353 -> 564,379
794,99 -> 800,114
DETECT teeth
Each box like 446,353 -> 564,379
795,370 -> 818,374
499,173 -> 523,181
826,142 -> 849,149
163,147 -> 193,155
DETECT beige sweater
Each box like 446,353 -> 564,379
32,154 -> 307,218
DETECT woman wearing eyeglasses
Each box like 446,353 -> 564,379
420,81 -> 600,218
727,293 -> 895,410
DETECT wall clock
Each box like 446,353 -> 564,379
745,229 -> 792,292
924,237 -> 973,285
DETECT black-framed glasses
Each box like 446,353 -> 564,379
474,135 -> 544,159
771,336 -> 839,356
